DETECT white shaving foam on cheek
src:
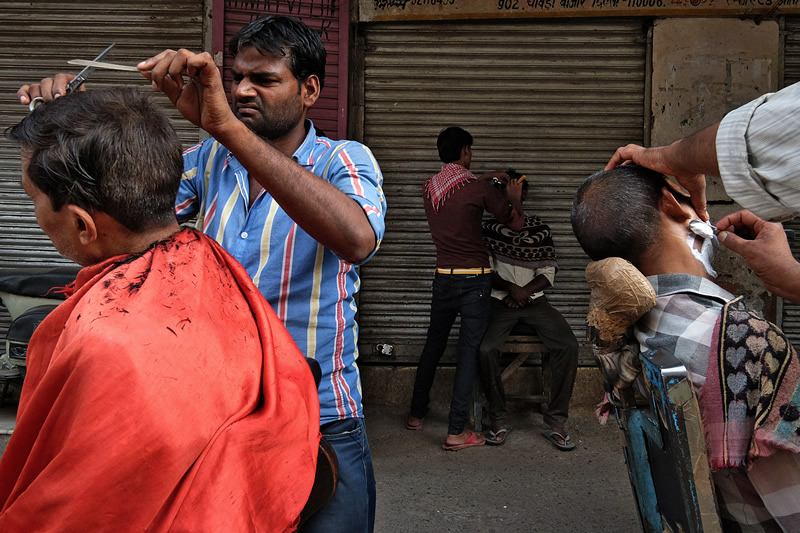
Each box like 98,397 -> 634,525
688,219 -> 714,240
686,219 -> 718,278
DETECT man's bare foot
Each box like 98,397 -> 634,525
442,430 -> 485,451
405,414 -> 424,431
550,427 -> 568,445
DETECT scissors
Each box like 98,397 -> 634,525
28,43 -> 116,111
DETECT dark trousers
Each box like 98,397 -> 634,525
410,273 -> 492,435
478,296 -> 578,429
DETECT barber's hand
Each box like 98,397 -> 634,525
605,144 -> 709,222
716,209 -> 800,304
605,144 -> 655,172
138,49 -> 237,137
479,171 -> 509,183
674,174 -> 708,222
505,178 -> 523,202
17,74 -> 78,106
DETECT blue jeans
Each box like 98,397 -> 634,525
299,417 -> 376,533
410,273 -> 492,434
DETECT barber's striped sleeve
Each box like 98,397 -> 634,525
717,82 -> 800,221
175,143 -> 204,221
323,142 -> 386,265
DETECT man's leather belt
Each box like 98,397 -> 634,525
435,267 -> 492,275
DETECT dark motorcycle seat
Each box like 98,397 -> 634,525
7,304 -> 59,347
0,266 -> 81,300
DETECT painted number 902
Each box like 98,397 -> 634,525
498,0 -> 520,8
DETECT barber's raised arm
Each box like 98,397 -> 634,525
139,49 -> 379,264
219,124 -> 379,263
605,123 -> 719,222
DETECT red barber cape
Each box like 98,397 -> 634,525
0,229 -> 320,532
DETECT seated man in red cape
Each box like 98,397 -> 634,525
0,88 -> 321,532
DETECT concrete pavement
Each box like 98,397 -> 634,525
367,404 -> 640,532
0,399 -> 642,532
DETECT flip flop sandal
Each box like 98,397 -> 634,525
485,425 -> 512,446
541,430 -> 576,451
441,431 -> 486,451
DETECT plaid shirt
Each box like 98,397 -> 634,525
634,274 -> 731,390
634,274 -> 800,532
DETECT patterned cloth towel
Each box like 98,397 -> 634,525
701,296 -> 800,469
481,215 -> 558,270
423,163 -> 475,212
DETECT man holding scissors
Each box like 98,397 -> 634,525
18,15 -> 386,533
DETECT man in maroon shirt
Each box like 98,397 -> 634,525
406,127 -> 525,450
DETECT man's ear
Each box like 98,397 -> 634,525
65,205 -> 98,245
658,186 -> 693,223
301,75 -> 321,109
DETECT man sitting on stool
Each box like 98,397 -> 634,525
479,177 -> 578,450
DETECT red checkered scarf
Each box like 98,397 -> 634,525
423,163 -> 476,212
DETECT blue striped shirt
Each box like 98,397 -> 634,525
176,120 -> 386,424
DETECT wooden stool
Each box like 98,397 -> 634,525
474,334 -> 551,432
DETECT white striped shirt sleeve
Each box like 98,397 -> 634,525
716,82 -> 800,221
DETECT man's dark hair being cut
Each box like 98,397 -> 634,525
5,88 -> 182,233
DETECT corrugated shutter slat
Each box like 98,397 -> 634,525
780,17 -> 800,344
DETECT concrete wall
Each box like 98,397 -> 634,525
651,18 -> 779,146
651,18 -> 781,316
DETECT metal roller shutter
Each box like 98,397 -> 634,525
357,18 -> 648,365
785,17 -> 800,87
780,233 -> 800,345
779,16 -> 800,344
217,0 -> 350,140
0,1 -> 205,335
